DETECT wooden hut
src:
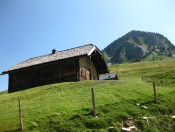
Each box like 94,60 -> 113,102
2,44 -> 108,93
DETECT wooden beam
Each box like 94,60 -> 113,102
91,88 -> 96,117
18,97 -> 23,131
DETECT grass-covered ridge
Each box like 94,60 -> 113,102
0,59 -> 175,131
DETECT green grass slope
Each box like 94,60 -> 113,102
0,59 -> 175,131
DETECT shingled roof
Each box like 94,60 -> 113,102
3,44 -> 102,73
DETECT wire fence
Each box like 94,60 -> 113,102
0,82 -> 174,131
141,76 -> 175,87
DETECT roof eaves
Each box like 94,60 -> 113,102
87,46 -> 96,56
88,46 -> 103,56
2,54 -> 88,74
2,44 -> 96,74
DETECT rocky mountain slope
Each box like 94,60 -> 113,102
103,30 -> 175,63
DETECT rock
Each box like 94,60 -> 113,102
95,116 -> 98,119
136,103 -> 140,106
122,127 -> 131,132
142,106 -> 148,109
108,126 -> 117,132
143,116 -> 148,121
121,126 -> 137,132
122,119 -> 138,131
129,126 -> 137,131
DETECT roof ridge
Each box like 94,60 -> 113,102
55,43 -> 94,53
28,44 -> 94,60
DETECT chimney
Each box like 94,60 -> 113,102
52,49 -> 56,54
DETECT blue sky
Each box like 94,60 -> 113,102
0,0 -> 175,92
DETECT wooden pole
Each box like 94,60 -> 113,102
18,97 -> 23,131
91,88 -> 96,117
153,81 -> 157,104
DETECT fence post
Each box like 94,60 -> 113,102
91,88 -> 96,117
141,76 -> 143,81
153,81 -> 157,104
18,97 -> 23,131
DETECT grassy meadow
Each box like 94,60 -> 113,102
0,59 -> 175,131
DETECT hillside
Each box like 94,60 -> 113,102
103,30 -> 175,64
0,59 -> 175,131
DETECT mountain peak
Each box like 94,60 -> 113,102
103,30 -> 175,63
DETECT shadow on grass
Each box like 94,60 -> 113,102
140,100 -> 160,105
140,100 -> 154,105
83,112 -> 92,116
5,128 -> 21,132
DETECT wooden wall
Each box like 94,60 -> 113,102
8,56 -> 99,93
90,61 -> 98,80
79,56 -> 98,81
8,59 -> 79,93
